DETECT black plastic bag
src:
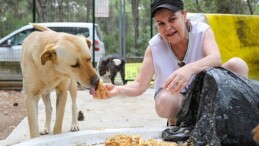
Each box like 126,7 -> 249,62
162,67 -> 259,146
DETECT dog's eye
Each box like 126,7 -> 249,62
71,62 -> 80,68
71,60 -> 80,68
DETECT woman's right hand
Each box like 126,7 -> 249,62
90,82 -> 120,99
103,83 -> 120,98
89,79 -> 111,99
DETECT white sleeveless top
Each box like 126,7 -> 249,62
149,21 -> 210,92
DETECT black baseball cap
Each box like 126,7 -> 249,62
151,0 -> 184,17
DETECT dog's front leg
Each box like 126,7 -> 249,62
53,89 -> 67,134
25,95 -> 40,138
69,80 -> 79,132
40,92 -> 52,135
110,69 -> 117,85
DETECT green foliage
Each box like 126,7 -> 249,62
0,0 -> 32,37
1,0 -> 259,58
184,0 -> 259,14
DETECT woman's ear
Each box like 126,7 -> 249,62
183,10 -> 187,22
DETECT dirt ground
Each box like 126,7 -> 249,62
0,90 -> 26,140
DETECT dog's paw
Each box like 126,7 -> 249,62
70,125 -> 80,132
92,80 -> 109,99
40,128 -> 50,135
253,125 -> 259,144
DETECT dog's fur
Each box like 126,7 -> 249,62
21,24 -> 99,138
97,54 -> 127,85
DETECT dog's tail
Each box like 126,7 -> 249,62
31,23 -> 52,31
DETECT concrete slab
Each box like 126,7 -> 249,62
1,88 -> 166,146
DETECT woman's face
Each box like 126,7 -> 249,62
154,9 -> 187,44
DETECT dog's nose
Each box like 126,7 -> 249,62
91,76 -> 100,89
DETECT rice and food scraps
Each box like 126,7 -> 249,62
105,134 -> 179,146
77,134 -> 184,146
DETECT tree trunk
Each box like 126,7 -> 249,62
85,0 -> 92,22
130,0 -> 140,51
57,0 -> 64,22
247,0 -> 254,15
36,0 -> 48,22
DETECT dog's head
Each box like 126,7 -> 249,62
97,57 -> 111,76
40,34 -> 99,90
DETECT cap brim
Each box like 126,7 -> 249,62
152,4 -> 181,17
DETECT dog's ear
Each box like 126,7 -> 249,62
85,38 -> 91,48
40,44 -> 57,65
77,36 -> 91,48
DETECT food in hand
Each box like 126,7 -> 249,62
91,79 -> 107,99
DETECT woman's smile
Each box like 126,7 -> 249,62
166,31 -> 177,37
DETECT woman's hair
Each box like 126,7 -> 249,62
186,19 -> 192,32
179,10 -> 192,32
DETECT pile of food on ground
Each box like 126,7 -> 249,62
105,134 -> 179,146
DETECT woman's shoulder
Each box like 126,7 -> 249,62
190,21 -> 210,33
149,33 -> 163,45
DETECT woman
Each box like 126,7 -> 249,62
91,0 -> 249,126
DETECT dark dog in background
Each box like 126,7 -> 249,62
97,54 -> 127,85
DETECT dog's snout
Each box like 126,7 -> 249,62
91,76 -> 100,89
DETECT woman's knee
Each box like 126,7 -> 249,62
222,57 -> 249,78
154,89 -> 183,118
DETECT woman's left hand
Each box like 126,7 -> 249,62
162,65 -> 193,94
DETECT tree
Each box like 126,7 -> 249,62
184,0 -> 259,15
85,0 -> 92,22
36,0 -> 48,22
246,0 -> 259,14
1,0 -> 259,59
129,0 -> 140,51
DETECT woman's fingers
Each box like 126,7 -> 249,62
163,75 -> 176,89
166,76 -> 181,90
92,81 -> 111,99
170,80 -> 186,94
165,78 -> 188,94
